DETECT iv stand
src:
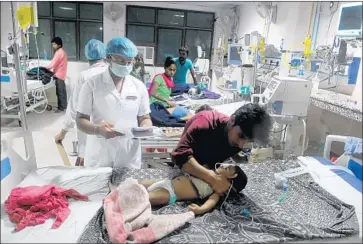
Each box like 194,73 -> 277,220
10,2 -> 29,132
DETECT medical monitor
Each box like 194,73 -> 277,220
336,2 -> 362,37
227,44 -> 243,66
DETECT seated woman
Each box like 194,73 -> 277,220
148,57 -> 177,108
148,57 -> 191,121
138,164 -> 247,215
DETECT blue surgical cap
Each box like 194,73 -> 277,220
85,39 -> 106,61
106,37 -> 138,59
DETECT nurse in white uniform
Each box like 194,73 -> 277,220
76,37 -> 152,168
55,39 -> 108,166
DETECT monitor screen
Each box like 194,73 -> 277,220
338,5 -> 362,31
228,45 -> 242,65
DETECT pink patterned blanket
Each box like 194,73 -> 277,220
104,178 -> 195,243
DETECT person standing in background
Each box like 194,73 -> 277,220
46,37 -> 68,113
173,47 -> 198,86
130,53 -> 145,82
55,39 -> 108,166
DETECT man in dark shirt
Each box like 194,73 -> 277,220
171,103 -> 272,195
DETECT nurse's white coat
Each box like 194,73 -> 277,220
63,62 -> 108,157
77,69 -> 151,168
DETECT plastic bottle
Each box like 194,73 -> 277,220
297,63 -> 304,76
43,49 -> 48,60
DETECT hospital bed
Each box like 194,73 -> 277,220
1,131 -> 112,243
1,66 -> 54,126
1,131 -> 362,243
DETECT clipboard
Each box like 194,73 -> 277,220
56,143 -> 72,167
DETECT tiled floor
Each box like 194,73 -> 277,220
1,110 -> 78,167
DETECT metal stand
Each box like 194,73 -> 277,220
10,2 -> 29,159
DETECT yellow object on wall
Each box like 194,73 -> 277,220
16,5 -> 35,30
303,35 -> 313,62
258,37 -> 266,63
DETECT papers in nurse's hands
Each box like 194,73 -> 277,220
112,120 -> 154,138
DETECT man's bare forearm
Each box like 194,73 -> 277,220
182,157 -> 214,185
76,112 -> 99,135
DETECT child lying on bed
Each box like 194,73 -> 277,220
138,164 -> 248,215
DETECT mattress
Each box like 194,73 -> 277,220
79,158 -> 360,243
0,166 -> 112,243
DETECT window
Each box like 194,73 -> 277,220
29,2 -> 103,61
126,6 -> 214,65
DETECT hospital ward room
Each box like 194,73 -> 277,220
1,0 -> 363,243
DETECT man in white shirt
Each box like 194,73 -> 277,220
76,37 -> 152,168
55,39 -> 108,166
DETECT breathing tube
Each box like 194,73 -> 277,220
215,163 -> 234,210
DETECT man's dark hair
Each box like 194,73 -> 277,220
231,166 -> 248,194
178,46 -> 189,55
51,37 -> 63,47
232,103 -> 272,145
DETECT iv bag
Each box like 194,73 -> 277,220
16,5 -> 35,30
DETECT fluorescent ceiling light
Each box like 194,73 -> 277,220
174,14 -> 184,17
59,7 -> 74,11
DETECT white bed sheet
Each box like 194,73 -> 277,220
213,101 -> 248,116
176,97 -> 227,109
1,166 -> 112,243
27,79 -> 43,91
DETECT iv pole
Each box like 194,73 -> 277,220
10,2 -> 29,132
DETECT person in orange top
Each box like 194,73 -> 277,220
46,37 -> 68,113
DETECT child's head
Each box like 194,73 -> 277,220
195,104 -> 213,114
215,164 -> 248,194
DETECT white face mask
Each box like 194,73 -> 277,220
110,62 -> 133,77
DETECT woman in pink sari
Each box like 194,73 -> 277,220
148,57 -> 176,108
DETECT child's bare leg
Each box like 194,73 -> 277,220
149,189 -> 170,206
138,179 -> 161,188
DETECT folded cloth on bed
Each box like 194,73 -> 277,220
344,137 -> 362,156
104,178 -> 194,243
171,105 -> 189,119
4,185 -> 88,232
172,94 -> 188,102
192,90 -> 221,100
171,84 -> 191,96
150,103 -> 186,127
26,67 -> 54,85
